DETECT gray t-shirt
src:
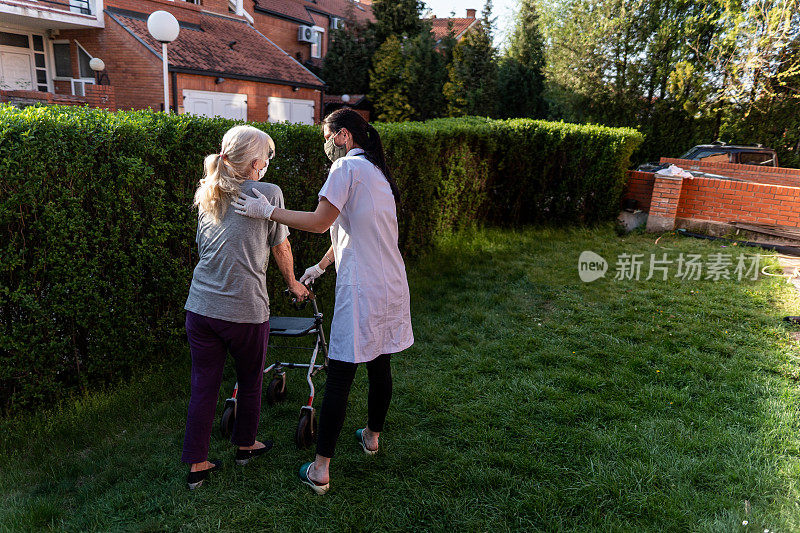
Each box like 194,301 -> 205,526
184,181 -> 289,324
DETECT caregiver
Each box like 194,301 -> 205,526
232,108 -> 413,495
183,125 -> 308,490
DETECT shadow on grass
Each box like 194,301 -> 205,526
2,224 -> 800,532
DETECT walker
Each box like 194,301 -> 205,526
218,285 -> 328,449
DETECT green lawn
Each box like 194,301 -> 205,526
2,226 -> 800,531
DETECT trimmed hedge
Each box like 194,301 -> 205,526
0,106 -> 642,412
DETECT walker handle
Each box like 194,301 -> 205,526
284,285 -> 315,310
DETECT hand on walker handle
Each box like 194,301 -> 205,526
299,263 -> 325,286
288,279 -> 310,301
232,188 -> 275,220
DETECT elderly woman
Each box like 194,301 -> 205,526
182,125 -> 308,489
233,109 -> 413,494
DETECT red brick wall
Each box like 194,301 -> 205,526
660,157 -> 800,187
622,169 -> 800,230
0,87 -> 114,110
104,0 -> 202,23
59,16 -> 164,111
83,85 -> 116,110
677,177 -> 800,227
253,14 -> 310,64
177,73 -> 322,123
622,170 -> 655,211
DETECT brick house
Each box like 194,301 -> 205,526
429,8 -> 479,47
250,0 -> 374,71
0,0 -> 329,123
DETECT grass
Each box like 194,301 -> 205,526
2,225 -> 800,531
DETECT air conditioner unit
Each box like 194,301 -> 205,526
298,25 -> 315,43
330,17 -> 344,30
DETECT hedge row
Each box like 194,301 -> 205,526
0,105 -> 642,412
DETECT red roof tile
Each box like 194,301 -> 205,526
108,9 -> 323,88
254,0 -> 312,23
308,0 -> 374,24
253,0 -> 374,26
430,17 -> 478,41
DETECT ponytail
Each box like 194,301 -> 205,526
364,123 -> 400,204
194,153 -> 240,224
194,125 -> 275,223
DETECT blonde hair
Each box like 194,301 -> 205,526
194,125 -> 275,224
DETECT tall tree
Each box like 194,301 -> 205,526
402,30 -> 448,120
496,0 -> 546,118
537,0 -> 800,161
443,0 -> 499,117
369,36 -> 415,122
371,0 -> 426,44
321,2 -> 377,95
369,32 -> 447,122
321,24 -> 376,95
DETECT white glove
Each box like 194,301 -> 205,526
299,263 -> 326,286
232,188 -> 275,220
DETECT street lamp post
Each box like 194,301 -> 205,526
89,57 -> 107,85
147,10 -> 180,114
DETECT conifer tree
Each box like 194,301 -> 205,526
443,1 -> 498,117
496,0 -> 546,118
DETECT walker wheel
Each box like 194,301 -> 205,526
265,374 -> 287,406
220,405 -> 236,438
294,409 -> 317,449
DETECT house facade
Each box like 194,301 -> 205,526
0,0 -> 347,123
250,0 -> 374,71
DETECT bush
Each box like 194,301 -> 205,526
0,105 -> 642,412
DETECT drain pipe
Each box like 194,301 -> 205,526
676,228 -> 800,256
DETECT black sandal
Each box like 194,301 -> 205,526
187,461 -> 220,490
235,440 -> 274,465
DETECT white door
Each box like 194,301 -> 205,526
268,97 -> 315,125
0,51 -> 34,91
183,90 -> 248,121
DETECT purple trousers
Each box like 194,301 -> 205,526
181,311 -> 269,464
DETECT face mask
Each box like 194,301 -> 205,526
324,130 -> 348,163
258,160 -> 269,180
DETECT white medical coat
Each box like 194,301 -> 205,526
318,148 -> 414,363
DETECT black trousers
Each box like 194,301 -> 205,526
316,354 -> 392,458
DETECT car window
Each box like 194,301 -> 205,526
694,151 -> 729,163
739,152 -> 774,166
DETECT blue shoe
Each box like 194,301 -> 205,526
356,428 -> 378,456
298,462 -> 329,495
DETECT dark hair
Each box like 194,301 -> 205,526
322,108 -> 400,203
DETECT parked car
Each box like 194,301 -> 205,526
637,142 -> 779,172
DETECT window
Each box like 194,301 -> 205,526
70,78 -> 94,97
0,32 -> 49,91
53,43 -> 72,78
310,28 -> 324,58
694,151 -> 729,164
77,43 -> 92,78
0,32 -> 29,48
739,152 -> 774,166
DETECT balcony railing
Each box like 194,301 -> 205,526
24,0 -> 92,15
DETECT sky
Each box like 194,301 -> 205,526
422,0 -> 518,50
